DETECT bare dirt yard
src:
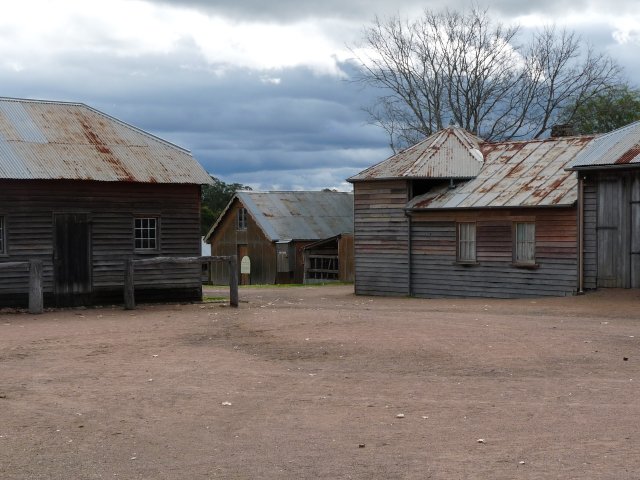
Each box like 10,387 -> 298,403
1,285 -> 639,479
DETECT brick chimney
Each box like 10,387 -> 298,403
550,124 -> 574,137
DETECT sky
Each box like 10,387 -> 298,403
0,0 -> 639,191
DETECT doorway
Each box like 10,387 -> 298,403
53,213 -> 92,306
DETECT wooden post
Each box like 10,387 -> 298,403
229,255 -> 239,307
124,257 -> 135,310
28,259 -> 43,314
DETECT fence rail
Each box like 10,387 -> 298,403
124,255 -> 238,310
0,256 -> 237,314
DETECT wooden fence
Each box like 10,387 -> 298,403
124,255 -> 238,310
0,256 -> 237,314
0,260 -> 43,314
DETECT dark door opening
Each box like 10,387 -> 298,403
54,213 -> 92,306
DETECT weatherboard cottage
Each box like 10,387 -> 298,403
0,97 -> 212,307
348,125 -> 603,298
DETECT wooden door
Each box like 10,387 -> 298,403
597,178 -> 625,287
53,213 -> 92,306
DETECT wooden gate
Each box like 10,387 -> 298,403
53,213 -> 92,306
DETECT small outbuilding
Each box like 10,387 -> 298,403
303,234 -> 354,284
205,191 -> 354,285
568,120 -> 640,289
0,97 -> 212,307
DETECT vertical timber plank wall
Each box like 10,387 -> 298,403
338,234 -> 355,282
210,200 -> 276,285
0,179 -> 202,306
353,180 -> 409,296
583,179 -> 598,290
410,208 -> 578,298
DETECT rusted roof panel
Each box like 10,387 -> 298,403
237,191 -> 353,242
569,120 -> 640,169
348,126 -> 484,181
0,97 -> 212,184
407,135 -> 594,210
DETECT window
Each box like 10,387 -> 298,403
134,217 -> 158,251
237,208 -> 247,230
0,216 -> 5,254
514,222 -> 535,264
457,222 -> 476,263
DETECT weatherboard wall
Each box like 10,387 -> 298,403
0,179 -> 202,307
353,180 -> 409,296
409,208 -> 578,298
209,199 -> 277,285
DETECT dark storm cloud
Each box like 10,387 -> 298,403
2,0 -> 637,191
0,42 -> 387,190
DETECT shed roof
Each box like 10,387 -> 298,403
206,191 -> 354,242
407,135 -> 594,210
348,126 -> 484,182
568,120 -> 640,170
0,97 -> 212,184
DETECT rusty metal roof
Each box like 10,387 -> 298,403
0,97 -> 212,184
348,126 -> 484,182
206,191 -> 354,242
568,120 -> 640,170
407,135 -> 594,209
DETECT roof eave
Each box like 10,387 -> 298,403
405,202 -> 577,213
568,163 -> 640,172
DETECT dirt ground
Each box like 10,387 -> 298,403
0,285 -> 639,479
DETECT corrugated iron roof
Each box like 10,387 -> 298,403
206,191 -> 354,242
568,120 -> 640,170
0,97 -> 212,184
407,135 -> 594,209
348,126 -> 484,182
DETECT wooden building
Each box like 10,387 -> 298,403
569,120 -> 640,289
205,191 -> 353,285
303,234 -> 354,283
348,126 -> 596,298
0,97 -> 212,307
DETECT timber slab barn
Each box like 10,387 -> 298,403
0,97 -> 213,308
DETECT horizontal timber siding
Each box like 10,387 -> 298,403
410,208 -> 578,298
0,179 -> 202,307
353,180 -> 409,296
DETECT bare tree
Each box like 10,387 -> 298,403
352,8 -> 621,151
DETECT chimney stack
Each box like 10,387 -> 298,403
550,124 -> 574,138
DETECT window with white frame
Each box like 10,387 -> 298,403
457,222 -> 476,263
514,222 -> 536,264
0,216 -> 5,254
237,208 -> 247,230
134,217 -> 158,251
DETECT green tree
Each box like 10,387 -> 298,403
563,85 -> 640,135
201,176 -> 251,235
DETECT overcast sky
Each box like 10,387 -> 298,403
1,0 -> 638,190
